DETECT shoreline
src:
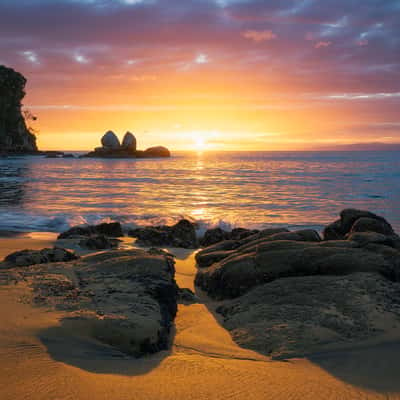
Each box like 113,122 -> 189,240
0,236 -> 399,398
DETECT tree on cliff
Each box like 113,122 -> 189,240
0,65 -> 38,153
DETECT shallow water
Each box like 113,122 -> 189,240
0,150 -> 399,233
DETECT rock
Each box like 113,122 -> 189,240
199,227 -> 259,247
216,272 -> 400,359
142,146 -> 171,158
129,219 -> 197,249
0,65 -> 38,153
230,228 -> 259,240
122,131 -> 137,151
82,131 -> 170,159
196,227 -> 319,268
2,249 -> 179,357
58,222 -> 123,239
239,228 -> 290,245
347,231 -> 394,246
324,209 -> 394,240
261,229 -> 321,242
196,250 -> 237,268
350,217 -> 395,236
195,239 -> 400,299
95,222 -> 124,237
101,131 -> 120,149
178,288 -> 198,303
3,247 -> 78,267
200,228 -> 228,247
74,250 -> 178,357
79,235 -> 121,250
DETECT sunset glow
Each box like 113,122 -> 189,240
1,0 -> 399,151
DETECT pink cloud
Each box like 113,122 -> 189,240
357,39 -> 369,46
242,30 -> 277,42
315,41 -> 332,49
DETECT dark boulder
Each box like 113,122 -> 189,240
230,228 -> 259,240
199,227 -> 259,247
79,235 -> 121,250
216,272 -> 400,359
58,222 -> 123,239
1,249 -> 179,357
3,247 -> 78,267
350,216 -> 395,236
129,219 -> 197,249
324,209 -> 394,240
200,228 -> 228,247
195,239 -> 400,299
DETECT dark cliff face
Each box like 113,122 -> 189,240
0,65 -> 38,153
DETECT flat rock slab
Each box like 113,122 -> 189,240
1,249 -> 178,357
216,272 -> 400,359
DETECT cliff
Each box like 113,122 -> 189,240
0,65 -> 38,154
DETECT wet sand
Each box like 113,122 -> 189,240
0,238 -> 400,399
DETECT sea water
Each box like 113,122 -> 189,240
0,151 -> 399,233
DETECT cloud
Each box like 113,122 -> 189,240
242,30 -> 277,42
195,53 -> 210,64
20,50 -> 40,64
314,41 -> 332,48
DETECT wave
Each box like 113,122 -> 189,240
0,210 -> 324,235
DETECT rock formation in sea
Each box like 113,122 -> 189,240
0,65 -> 38,154
83,130 -> 170,158
195,209 -> 400,358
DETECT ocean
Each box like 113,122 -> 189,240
0,150 -> 399,234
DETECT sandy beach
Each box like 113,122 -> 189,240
0,235 -> 400,400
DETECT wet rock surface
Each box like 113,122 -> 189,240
78,235 -> 121,250
1,249 -> 178,357
217,272 -> 400,359
323,208 -> 396,240
129,219 -> 198,249
195,209 -> 400,358
199,227 -> 258,247
2,247 -> 78,267
58,222 -> 123,239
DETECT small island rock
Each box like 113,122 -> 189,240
101,131 -> 120,149
122,131 -> 137,151
143,146 -> 171,158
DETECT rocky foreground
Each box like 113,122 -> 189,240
1,209 -> 400,360
196,209 -> 400,358
1,248 -> 178,357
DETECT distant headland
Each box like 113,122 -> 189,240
0,65 -> 38,154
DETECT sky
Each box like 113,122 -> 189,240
0,0 -> 400,151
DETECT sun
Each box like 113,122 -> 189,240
194,136 -> 206,151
